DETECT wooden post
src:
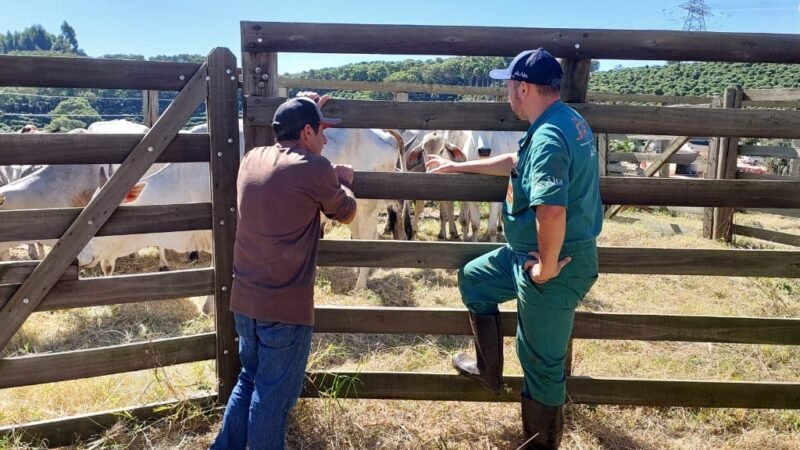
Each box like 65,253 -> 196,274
241,46 -> 279,152
559,58 -> 591,377
655,140 -> 671,178
703,96 -> 723,239
597,133 -> 608,177
560,59 -> 591,104
713,86 -> 743,243
207,48 -> 241,405
0,64 -> 209,350
790,140 -> 800,178
142,90 -> 160,127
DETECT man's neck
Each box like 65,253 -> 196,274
277,139 -> 311,153
526,95 -> 560,125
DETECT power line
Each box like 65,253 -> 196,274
0,91 -> 173,103
0,112 -> 144,118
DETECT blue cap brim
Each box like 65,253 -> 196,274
489,68 -> 512,80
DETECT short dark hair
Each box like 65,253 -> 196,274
274,122 -> 320,141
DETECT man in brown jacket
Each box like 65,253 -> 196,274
211,94 -> 356,450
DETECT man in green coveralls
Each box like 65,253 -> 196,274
425,48 -> 603,449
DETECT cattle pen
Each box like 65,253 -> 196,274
0,21 -> 798,447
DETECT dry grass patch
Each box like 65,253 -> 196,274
2,207 -> 799,448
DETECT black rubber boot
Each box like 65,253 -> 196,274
521,394 -> 564,449
451,312 -> 504,394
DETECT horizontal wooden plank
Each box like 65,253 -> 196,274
744,208 -> 800,219
303,371 -> 800,408
246,98 -> 800,138
744,88 -> 800,102
0,333 -> 215,389
608,152 -> 698,164
242,22 -> 800,63
0,55 -> 200,90
279,77 -> 506,97
0,394 -> 217,449
0,134 -> 210,165
6,371 -> 798,448
0,203 -> 211,242
0,269 -> 214,311
0,261 -> 77,285
735,172 -> 789,181
314,306 -> 800,345
737,145 -> 800,159
599,177 -> 800,208
734,225 -> 800,247
589,92 -> 709,105
742,100 -> 800,109
277,79 -> 752,106
348,172 -> 800,208
317,240 -> 800,277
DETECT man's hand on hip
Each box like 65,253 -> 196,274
523,250 -> 571,284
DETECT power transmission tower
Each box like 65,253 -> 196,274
680,0 -> 711,31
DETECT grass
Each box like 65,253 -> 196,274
0,207 -> 799,449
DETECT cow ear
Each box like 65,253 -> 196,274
124,182 -> 147,204
445,144 -> 466,162
406,146 -> 424,170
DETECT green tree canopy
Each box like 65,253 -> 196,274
44,98 -> 99,131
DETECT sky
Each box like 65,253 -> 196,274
1,0 -> 799,73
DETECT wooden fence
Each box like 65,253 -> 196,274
0,49 -> 240,446
2,22 -> 800,446
238,19 -> 800,421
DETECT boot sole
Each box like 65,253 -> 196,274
452,364 -> 504,395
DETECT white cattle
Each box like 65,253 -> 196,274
76,122 -> 409,292
403,130 -> 466,240
76,162 -> 213,276
74,121 -> 237,275
321,128 -> 410,290
425,130 -> 524,242
0,121 -> 154,261
0,165 -> 46,260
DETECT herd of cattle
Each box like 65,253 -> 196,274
0,120 -> 524,291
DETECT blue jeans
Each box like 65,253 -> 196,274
211,313 -> 313,450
